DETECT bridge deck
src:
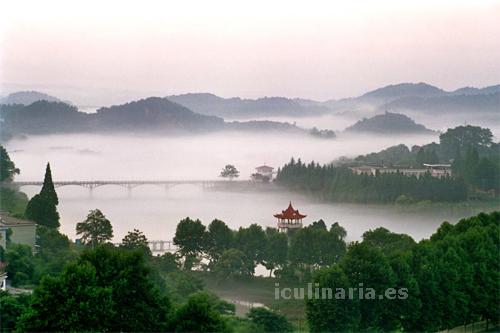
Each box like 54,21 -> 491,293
7,180 -> 248,189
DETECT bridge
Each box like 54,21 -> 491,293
111,240 -> 177,253
8,180 -> 245,191
148,240 -> 176,253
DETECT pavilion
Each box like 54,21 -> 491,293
274,202 -> 306,232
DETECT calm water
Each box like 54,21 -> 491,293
5,130 -> 483,243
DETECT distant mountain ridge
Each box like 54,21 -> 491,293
360,82 -> 445,101
0,91 -> 63,105
0,97 -> 306,136
2,81 -> 498,122
345,112 -> 435,135
167,93 -> 329,118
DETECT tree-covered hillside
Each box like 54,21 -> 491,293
345,112 -> 434,135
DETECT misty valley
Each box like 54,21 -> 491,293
1,82 -> 499,332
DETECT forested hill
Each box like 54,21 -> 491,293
0,91 -> 63,105
0,97 -> 306,136
167,93 -> 329,118
382,92 -> 500,114
277,125 -> 500,203
344,112 -> 434,135
276,159 -> 467,203
94,97 -> 224,131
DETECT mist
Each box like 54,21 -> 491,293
6,128 -> 472,244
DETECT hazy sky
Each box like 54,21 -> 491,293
1,0 -> 499,104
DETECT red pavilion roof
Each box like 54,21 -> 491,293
274,202 -> 306,220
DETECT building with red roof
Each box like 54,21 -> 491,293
274,202 -> 306,231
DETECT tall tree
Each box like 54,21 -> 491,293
25,194 -> 60,228
25,162 -> 60,228
76,209 -> 113,248
235,224 -> 267,275
121,229 -> 151,256
40,162 -> 58,205
262,228 -> 288,276
0,145 -> 20,182
439,125 -> 493,160
204,219 -> 233,266
173,217 -> 206,270
340,242 -> 397,331
306,266 -> 360,332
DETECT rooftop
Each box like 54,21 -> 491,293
0,212 -> 37,227
274,202 -> 306,220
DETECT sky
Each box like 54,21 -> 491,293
1,0 -> 499,104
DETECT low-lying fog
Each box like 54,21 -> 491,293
232,112 -> 500,137
4,125 -> 488,247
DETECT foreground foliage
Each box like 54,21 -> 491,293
306,211 -> 500,332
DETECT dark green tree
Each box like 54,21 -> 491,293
24,162 -> 60,228
0,291 -> 31,333
76,209 -> 113,248
25,194 -> 60,228
247,307 -> 293,332
19,245 -> 172,331
173,217 -> 206,270
40,162 -> 58,205
5,244 -> 34,286
235,224 -> 267,275
262,228 -> 288,276
0,145 -> 20,182
306,266 -> 360,332
439,125 -> 493,160
169,292 -> 229,332
18,262 -> 115,331
121,228 -> 151,256
205,219 -> 233,266
154,252 -> 180,273
213,248 -> 250,279
340,242 -> 397,331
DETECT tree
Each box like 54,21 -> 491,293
306,266 -> 360,332
164,271 -> 204,302
235,224 -> 267,275
169,292 -> 230,332
154,252 -> 180,273
76,209 -> 113,248
32,226 -> 78,283
121,228 -> 151,256
25,194 -> 60,228
439,125 -> 493,160
173,217 -> 206,270
340,242 -> 397,331
247,307 -> 293,332
0,145 -> 20,182
40,162 -> 58,205
262,228 -> 288,276
5,244 -> 34,286
24,162 -> 60,228
0,291 -> 31,333
213,248 -> 250,279
18,245 -> 172,332
362,227 -> 416,256
220,164 -> 240,180
18,262 -> 115,332
204,219 -> 233,266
